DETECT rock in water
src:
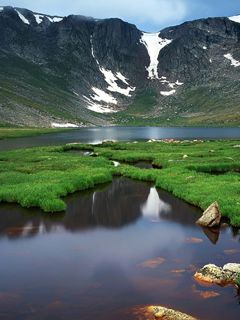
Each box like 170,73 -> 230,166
196,202 -> 221,227
132,306 -> 197,320
223,263 -> 240,274
194,264 -> 227,285
150,306 -> 197,320
194,264 -> 239,285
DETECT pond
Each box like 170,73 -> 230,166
0,177 -> 239,320
0,126 -> 240,151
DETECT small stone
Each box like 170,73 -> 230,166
196,202 -> 221,227
112,161 -> 120,167
183,154 -> 188,159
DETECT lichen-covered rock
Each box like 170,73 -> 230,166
223,263 -> 240,275
194,264 -> 237,285
194,264 -> 227,284
150,306 -> 197,320
196,202 -> 221,227
132,306 -> 197,320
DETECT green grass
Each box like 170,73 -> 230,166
0,140 -> 239,225
0,128 -> 72,140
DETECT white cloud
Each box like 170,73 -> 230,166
1,0 -> 188,31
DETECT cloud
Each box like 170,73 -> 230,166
1,0 -> 188,31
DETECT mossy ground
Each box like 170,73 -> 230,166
0,140 -> 239,225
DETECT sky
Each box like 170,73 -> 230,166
1,0 -> 240,31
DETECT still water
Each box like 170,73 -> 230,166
0,126 -> 240,151
0,177 -> 239,320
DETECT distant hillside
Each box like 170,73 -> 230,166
0,6 -> 240,127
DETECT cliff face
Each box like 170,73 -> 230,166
0,6 -> 240,127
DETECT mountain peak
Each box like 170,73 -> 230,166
0,6 -> 240,126
228,15 -> 240,23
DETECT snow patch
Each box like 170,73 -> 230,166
90,36 -> 135,99
99,67 -> 135,97
160,76 -> 183,89
47,16 -> 63,23
160,90 -> 176,96
229,15 -> 240,23
115,72 -> 129,85
176,80 -> 184,86
16,10 -> 30,24
0,7 -> 4,12
83,96 -> 117,114
140,32 -> 172,79
224,53 -> 240,67
34,14 -> 44,24
51,122 -> 79,128
87,36 -> 136,113
203,46 -> 207,50
34,14 -> 63,24
91,87 -> 117,105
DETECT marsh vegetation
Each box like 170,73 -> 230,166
0,139 -> 239,225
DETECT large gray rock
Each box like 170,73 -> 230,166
196,202 -> 221,227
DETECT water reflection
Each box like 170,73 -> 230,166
0,178 -> 238,243
1,126 -> 240,151
0,178 -> 150,238
141,187 -> 171,222
0,178 -> 240,320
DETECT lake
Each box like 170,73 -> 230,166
0,126 -> 240,151
0,127 -> 240,319
0,177 -> 239,320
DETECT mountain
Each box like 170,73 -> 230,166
0,6 -> 240,127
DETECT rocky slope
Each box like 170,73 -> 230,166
0,6 -> 240,127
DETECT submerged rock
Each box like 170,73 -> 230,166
196,202 -> 221,227
194,263 -> 240,285
150,306 -> 197,320
132,306 -> 197,320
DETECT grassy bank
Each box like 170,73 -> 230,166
0,140 -> 239,225
0,128 -> 73,140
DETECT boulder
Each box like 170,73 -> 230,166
194,264 -> 238,285
149,306 -> 197,320
196,202 -> 221,227
223,263 -> 240,275
132,306 -> 197,320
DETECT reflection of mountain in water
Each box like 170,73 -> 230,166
1,177 -> 239,242
156,189 -> 202,225
0,178 -> 150,238
141,187 -> 171,221
65,177 -> 150,229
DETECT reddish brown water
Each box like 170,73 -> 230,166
0,177 -> 239,320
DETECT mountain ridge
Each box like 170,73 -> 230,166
0,6 -> 240,127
